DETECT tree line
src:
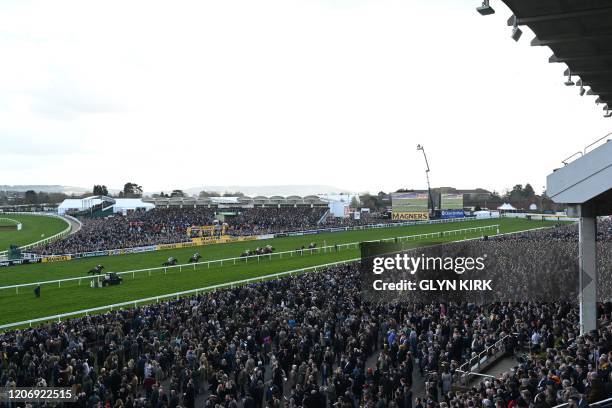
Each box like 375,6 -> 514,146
351,183 -> 559,212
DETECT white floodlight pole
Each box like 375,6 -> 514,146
417,144 -> 434,215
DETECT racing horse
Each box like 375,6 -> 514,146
240,249 -> 254,258
188,253 -> 202,263
162,257 -> 178,266
88,265 -> 105,275
261,245 -> 275,254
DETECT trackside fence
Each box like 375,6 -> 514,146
0,258 -> 360,331
0,225 -> 555,331
20,216 -> 484,260
0,225 -> 500,294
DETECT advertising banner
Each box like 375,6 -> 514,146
131,245 -> 157,254
191,237 -> 219,246
41,255 -> 72,263
79,251 -> 109,258
392,193 -> 429,221
232,236 -> 257,242
190,235 -> 250,246
156,242 -> 188,251
441,209 -> 465,219
257,234 -> 275,240
391,212 -> 430,221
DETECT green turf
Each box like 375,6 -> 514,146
0,214 -> 69,251
0,218 -> 556,326
0,218 -> 537,285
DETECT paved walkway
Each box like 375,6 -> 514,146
63,215 -> 81,235
481,355 -> 520,378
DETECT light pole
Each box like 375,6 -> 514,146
416,144 -> 434,216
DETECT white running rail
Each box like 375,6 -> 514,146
0,258 -> 360,331
24,216 -> 484,258
0,225 -> 555,331
0,225 -> 500,293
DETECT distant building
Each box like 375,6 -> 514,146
317,193 -> 359,218
57,196 -> 154,216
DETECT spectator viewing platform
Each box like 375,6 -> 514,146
547,136 -> 612,334
548,137 -> 612,213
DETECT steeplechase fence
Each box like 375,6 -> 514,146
0,213 -> 73,258
0,217 -> 22,231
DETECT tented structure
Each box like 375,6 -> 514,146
58,196 -> 154,215
112,199 -> 155,215
497,203 -> 516,211
58,197 -> 104,215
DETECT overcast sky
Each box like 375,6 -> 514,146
1,0 -> 610,195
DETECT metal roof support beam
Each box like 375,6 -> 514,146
550,52 -> 612,63
581,80 -> 612,87
508,7 -> 612,26
564,68 -> 612,76
587,89 -> 612,97
578,209 -> 597,334
590,94 -> 612,104
532,32 -> 612,46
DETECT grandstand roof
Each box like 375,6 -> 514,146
145,195 -> 328,207
500,0 -> 612,114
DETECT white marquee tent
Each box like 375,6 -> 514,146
497,203 -> 517,211
58,196 -> 154,215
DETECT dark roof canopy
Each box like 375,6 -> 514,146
500,0 -> 612,114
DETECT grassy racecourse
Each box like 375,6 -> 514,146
0,214 -> 69,251
0,218 -> 554,326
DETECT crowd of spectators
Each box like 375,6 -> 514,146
224,207 -> 327,236
322,212 -> 398,228
31,205 -> 440,255
482,219 -> 612,302
30,207 -> 330,255
1,252 -> 611,407
31,209 -> 216,255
